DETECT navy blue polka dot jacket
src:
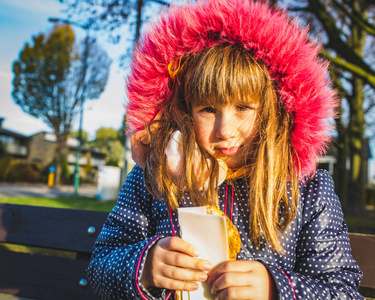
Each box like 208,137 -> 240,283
87,166 -> 363,299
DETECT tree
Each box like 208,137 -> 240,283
91,127 -> 125,166
12,24 -> 111,185
70,129 -> 89,146
278,0 -> 375,211
59,0 -> 170,65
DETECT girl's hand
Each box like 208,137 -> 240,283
141,236 -> 212,291
207,260 -> 277,300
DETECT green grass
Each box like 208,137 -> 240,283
0,196 -> 116,212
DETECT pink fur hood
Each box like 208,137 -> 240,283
125,0 -> 337,177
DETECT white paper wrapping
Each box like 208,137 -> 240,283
177,207 -> 229,300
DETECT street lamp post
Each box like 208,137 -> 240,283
48,17 -> 91,195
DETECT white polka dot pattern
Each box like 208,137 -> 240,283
86,166 -> 364,299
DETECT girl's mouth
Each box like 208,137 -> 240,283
217,147 -> 240,156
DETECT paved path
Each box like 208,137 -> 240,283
0,183 -> 97,198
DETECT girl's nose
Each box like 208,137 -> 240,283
215,115 -> 236,140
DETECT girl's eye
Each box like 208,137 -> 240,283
236,106 -> 251,111
201,106 -> 216,113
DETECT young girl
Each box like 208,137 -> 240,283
87,0 -> 363,299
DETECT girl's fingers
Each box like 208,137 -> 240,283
163,250 -> 212,271
214,287 -> 254,300
207,261 -> 276,300
143,236 -> 212,291
159,264 -> 208,282
153,275 -> 200,291
158,237 -> 212,271
207,260 -> 260,284
210,272 -> 252,295
158,236 -> 199,257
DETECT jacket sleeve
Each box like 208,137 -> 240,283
86,165 -> 173,300
267,170 -> 364,300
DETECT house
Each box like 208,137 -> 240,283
0,117 -> 28,159
28,132 -> 106,182
0,117 -> 106,182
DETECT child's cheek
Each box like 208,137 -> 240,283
195,127 -> 213,151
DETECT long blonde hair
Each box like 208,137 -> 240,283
144,43 -> 299,252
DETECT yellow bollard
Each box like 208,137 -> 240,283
47,166 -> 56,187
48,172 -> 55,187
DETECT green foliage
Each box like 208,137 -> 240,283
91,127 -> 125,166
0,159 -> 44,183
366,187 -> 375,207
0,196 -> 115,212
93,127 -> 118,145
12,24 -> 111,127
70,129 -> 89,146
0,140 -> 7,158
117,114 -> 127,145
106,140 -> 125,166
12,25 -> 75,121
84,152 -> 94,175
8,162 -> 39,183
0,156 -> 14,181
60,155 -> 70,183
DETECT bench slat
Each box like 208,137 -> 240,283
0,250 -> 97,300
349,233 -> 375,290
0,203 -> 108,253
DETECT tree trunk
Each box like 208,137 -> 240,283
334,128 -> 349,210
347,76 -> 366,212
54,133 -> 69,186
346,3 -> 368,212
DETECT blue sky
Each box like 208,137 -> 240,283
0,0 -> 127,139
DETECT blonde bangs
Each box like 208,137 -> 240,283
182,44 -> 266,109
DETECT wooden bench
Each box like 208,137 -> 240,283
0,203 -> 108,300
349,233 -> 375,299
0,203 -> 374,299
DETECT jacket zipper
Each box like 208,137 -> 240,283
224,183 -> 234,222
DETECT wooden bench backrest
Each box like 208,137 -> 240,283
0,204 -> 374,299
349,233 -> 375,298
0,203 -> 109,300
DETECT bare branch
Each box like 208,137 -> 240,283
308,0 -> 375,78
331,0 -> 375,35
321,49 -> 375,89
147,0 -> 170,6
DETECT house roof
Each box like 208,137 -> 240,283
0,127 -> 28,140
0,117 -> 28,139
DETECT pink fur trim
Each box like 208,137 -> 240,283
125,0 -> 337,177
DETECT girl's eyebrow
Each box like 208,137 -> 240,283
233,99 -> 259,107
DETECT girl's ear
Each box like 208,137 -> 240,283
130,130 -> 149,170
130,111 -> 164,169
